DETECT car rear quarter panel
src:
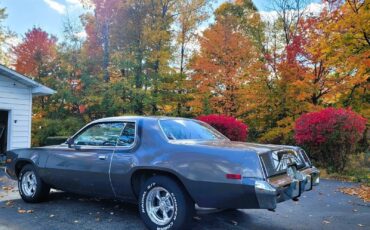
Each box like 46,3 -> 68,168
136,145 -> 263,208
117,119 -> 264,208
5,148 -> 50,179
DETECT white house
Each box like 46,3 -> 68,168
0,64 -> 54,153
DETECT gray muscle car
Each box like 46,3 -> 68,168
4,116 -> 319,229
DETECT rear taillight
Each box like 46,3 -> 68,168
226,173 -> 242,180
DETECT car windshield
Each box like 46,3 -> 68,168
159,119 -> 227,141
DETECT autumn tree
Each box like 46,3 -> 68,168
5,0 -> 367,150
80,13 -> 103,75
190,16 -> 262,117
108,0 -> 204,115
174,0 -> 211,75
13,28 -> 57,79
53,16 -> 87,116
0,8 -> 6,52
106,0 -> 149,114
256,0 -> 369,144
139,0 -> 210,116
144,0 -> 177,114
271,0 -> 310,46
13,28 -> 57,109
88,0 -> 120,82
215,0 -> 266,52
158,73 -> 194,116
0,7 -> 13,65
311,0 -> 369,116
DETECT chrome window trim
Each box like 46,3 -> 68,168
299,149 -> 312,166
258,154 -> 268,179
114,121 -> 138,150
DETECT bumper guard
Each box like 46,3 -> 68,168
254,167 -> 320,210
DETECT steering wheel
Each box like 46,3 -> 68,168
102,141 -> 116,146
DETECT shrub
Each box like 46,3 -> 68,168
32,116 -> 84,146
44,136 -> 69,145
294,108 -> 367,173
197,114 -> 248,141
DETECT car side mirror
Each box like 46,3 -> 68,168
66,138 -> 74,148
66,138 -> 82,150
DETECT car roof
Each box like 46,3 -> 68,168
92,116 -> 193,123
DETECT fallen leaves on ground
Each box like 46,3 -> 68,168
322,220 -> 331,224
5,201 -> 14,207
338,185 -> 370,202
1,186 -> 13,191
17,209 -> 33,214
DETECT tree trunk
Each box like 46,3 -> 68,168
102,21 -> 110,82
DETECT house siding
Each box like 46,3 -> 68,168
0,75 -> 32,150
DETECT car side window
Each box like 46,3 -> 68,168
117,122 -> 136,147
74,122 -> 125,146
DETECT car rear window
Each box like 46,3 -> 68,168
159,119 -> 227,141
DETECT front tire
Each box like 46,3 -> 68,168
139,175 -> 194,230
18,164 -> 50,203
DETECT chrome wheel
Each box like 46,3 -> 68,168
21,171 -> 37,197
146,187 -> 175,225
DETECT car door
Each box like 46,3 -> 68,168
110,122 -> 138,199
44,122 -> 125,197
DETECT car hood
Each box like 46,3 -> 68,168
169,140 -> 298,154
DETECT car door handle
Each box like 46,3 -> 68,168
98,155 -> 107,160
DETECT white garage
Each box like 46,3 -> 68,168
0,64 -> 54,153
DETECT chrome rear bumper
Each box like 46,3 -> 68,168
254,167 -> 320,210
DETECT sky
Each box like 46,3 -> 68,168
1,0 -> 87,40
0,0 -> 321,43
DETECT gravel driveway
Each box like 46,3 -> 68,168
0,168 -> 369,230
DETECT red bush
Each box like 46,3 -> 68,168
294,107 -> 367,172
197,114 -> 248,141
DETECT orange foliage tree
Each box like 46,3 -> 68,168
13,27 -> 57,79
247,0 -> 369,143
308,0 -> 369,117
189,16 -> 263,117
13,27 -> 58,110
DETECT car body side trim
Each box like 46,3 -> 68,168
109,148 -> 117,197
108,123 -> 127,198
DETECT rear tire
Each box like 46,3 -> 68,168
139,175 -> 194,230
18,164 -> 50,203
